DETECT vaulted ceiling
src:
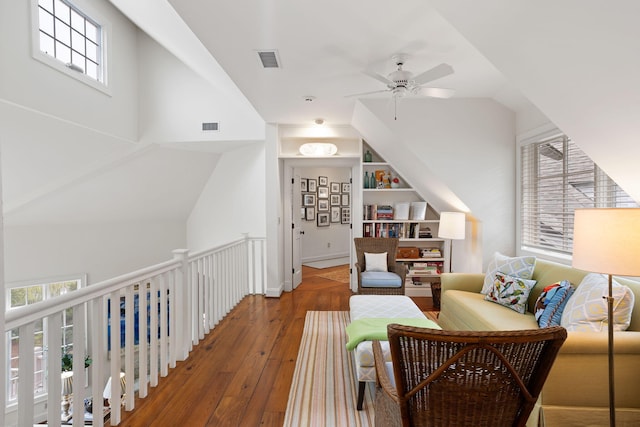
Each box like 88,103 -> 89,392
109,0 -> 640,201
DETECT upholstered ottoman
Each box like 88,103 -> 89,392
347,295 -> 438,410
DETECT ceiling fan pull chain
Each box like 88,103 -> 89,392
394,97 -> 398,120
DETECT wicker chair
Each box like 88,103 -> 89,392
354,237 -> 406,295
373,324 -> 567,427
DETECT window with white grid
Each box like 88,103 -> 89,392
36,0 -> 103,83
521,135 -> 638,255
6,278 -> 82,402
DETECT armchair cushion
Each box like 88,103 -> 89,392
361,271 -> 402,288
364,251 -> 388,272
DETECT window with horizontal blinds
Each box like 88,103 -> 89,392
521,135 -> 638,254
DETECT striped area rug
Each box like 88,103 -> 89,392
284,311 -> 375,427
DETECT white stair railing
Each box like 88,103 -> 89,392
3,236 -> 266,427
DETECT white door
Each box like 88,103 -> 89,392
292,173 -> 303,289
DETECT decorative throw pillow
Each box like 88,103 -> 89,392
484,271 -> 537,314
561,273 -> 635,332
534,280 -> 575,328
364,252 -> 388,272
481,252 -> 537,295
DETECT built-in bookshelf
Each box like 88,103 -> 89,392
361,142 -> 447,298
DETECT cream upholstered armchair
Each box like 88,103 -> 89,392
354,237 -> 406,295
373,324 -> 567,427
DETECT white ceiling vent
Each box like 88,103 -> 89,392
202,122 -> 219,131
257,50 -> 281,68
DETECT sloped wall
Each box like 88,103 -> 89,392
187,143 -> 266,252
353,98 -> 516,272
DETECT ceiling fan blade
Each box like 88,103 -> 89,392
345,89 -> 390,98
413,63 -> 454,85
417,87 -> 456,99
363,70 -> 394,87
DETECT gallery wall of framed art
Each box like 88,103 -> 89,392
300,174 -> 351,229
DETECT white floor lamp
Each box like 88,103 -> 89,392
572,208 -> 640,427
438,212 -> 466,273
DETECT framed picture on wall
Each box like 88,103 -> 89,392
318,187 -> 329,198
305,207 -> 315,221
330,182 -> 341,193
319,176 -> 328,186
317,212 -> 330,227
301,207 -> 306,219
318,199 -> 329,211
341,194 -> 350,206
341,207 -> 351,224
331,206 -> 341,223
301,179 -> 308,192
330,194 -> 340,206
341,182 -> 351,193
303,194 -> 316,206
308,179 -> 317,192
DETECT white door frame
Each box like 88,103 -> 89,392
283,157 -> 361,292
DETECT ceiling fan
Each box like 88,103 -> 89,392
347,54 -> 455,100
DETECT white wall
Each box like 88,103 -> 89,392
136,31 -> 265,146
0,0 -> 221,286
355,98 -> 516,272
4,220 -> 185,285
297,166 -> 351,262
0,0 -> 139,141
187,143 -> 266,252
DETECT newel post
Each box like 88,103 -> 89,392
172,249 -> 190,361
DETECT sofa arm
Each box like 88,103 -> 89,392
441,273 -> 485,294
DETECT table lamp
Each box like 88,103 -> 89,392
103,372 -> 126,408
438,212 -> 466,273
572,208 -> 640,427
61,371 -> 73,422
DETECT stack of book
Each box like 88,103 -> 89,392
376,205 -> 394,220
420,248 -> 442,258
409,262 -> 441,276
418,227 -> 433,238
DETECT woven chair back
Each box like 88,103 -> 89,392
387,324 -> 567,427
354,237 -> 399,271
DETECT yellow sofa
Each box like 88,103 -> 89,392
438,259 -> 640,427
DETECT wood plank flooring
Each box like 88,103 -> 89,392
116,264 -> 435,427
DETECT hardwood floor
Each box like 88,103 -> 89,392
117,264 -> 435,427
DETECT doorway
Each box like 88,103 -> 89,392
283,158 -> 360,292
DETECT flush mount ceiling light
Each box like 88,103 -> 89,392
299,142 -> 338,157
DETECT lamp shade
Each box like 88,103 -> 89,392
61,371 -> 73,396
103,372 -> 126,399
438,212 -> 466,240
572,208 -> 640,276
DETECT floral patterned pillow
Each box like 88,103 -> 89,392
484,271 -> 537,314
481,252 -> 537,294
